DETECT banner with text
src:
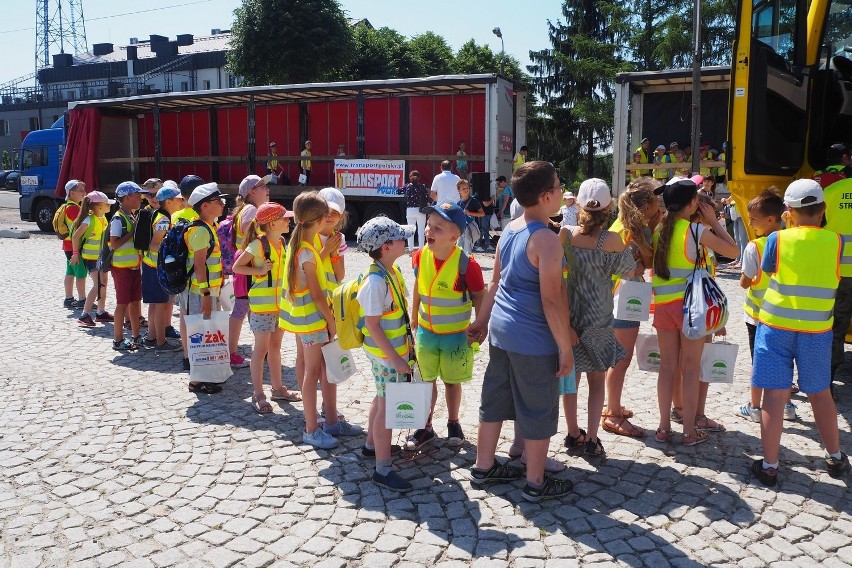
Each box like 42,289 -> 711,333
334,159 -> 405,196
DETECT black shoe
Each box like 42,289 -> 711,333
584,438 -> 604,456
751,458 -> 778,487
183,357 -> 191,371
447,421 -> 465,447
132,335 -> 149,350
71,299 -> 86,309
63,298 -> 74,309
113,338 -> 138,351
564,428 -> 587,451
166,325 -> 181,339
405,428 -> 436,451
826,452 -> 850,478
470,460 -> 525,487
522,475 -> 574,502
361,444 -> 402,458
372,470 -> 413,492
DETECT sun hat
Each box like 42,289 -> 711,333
318,187 -> 346,214
356,217 -> 415,253
576,178 -> 612,211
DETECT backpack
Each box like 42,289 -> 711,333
157,220 -> 214,295
52,203 -> 71,239
217,216 -> 237,275
133,207 -> 158,252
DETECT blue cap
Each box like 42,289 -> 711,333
156,185 -> 181,201
422,201 -> 467,234
115,181 -> 145,198
179,174 -> 204,196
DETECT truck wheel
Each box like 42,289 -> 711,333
363,202 -> 402,224
34,199 -> 57,233
343,204 -> 360,239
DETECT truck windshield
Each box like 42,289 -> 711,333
827,0 -> 852,53
21,148 -> 47,171
753,0 -> 799,60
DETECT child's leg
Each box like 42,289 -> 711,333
64,273 -> 74,299
445,383 -> 462,422
75,276 -> 86,300
523,438 -> 550,486
179,308 -> 188,357
474,421 -> 502,471
672,363 -> 683,414
295,339 -> 305,391
128,300 -> 141,338
319,369 -> 338,426
365,396 -> 378,448
267,328 -> 286,392
679,335 -> 707,439
808,390 -> 842,455
656,329 -> 681,433
585,371 -> 606,441
604,326 -> 639,415
759,388 -> 788,464
228,299 -> 247,355
563,393 -> 580,436
300,339 -> 324,434
84,270 -> 98,312
113,304 -> 127,341
97,271 -> 108,312
156,302 -> 171,345
250,331 -> 271,398
371,397 -> 392,462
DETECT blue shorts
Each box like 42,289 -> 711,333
751,323 -> 832,394
613,318 -> 641,329
141,263 -> 169,304
559,368 -> 577,395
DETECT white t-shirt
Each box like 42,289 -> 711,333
741,241 -> 760,325
510,199 -> 524,220
109,213 -> 131,237
430,170 -> 461,205
238,204 -> 258,235
560,204 -> 579,227
684,223 -> 706,262
356,269 -> 409,364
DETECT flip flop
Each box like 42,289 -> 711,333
602,416 -> 645,438
271,389 -> 302,402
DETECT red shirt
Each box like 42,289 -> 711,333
62,202 -> 81,252
411,248 -> 485,294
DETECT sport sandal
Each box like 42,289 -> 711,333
522,476 -> 574,502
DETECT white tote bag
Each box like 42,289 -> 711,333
385,379 -> 432,429
635,333 -> 662,372
612,280 -> 653,321
489,214 -> 499,230
218,280 -> 235,312
298,173 -> 308,184
322,339 -> 358,384
700,341 -> 739,384
185,311 -> 233,384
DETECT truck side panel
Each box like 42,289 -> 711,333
255,103 -> 300,183
363,98 -> 400,157
217,106 -> 249,183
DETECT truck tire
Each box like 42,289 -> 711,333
363,202 -> 402,225
34,198 -> 57,233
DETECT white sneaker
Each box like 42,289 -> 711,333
735,402 -> 761,422
302,427 -> 338,449
783,403 -> 798,421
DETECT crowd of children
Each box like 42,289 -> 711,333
55,162 -> 850,497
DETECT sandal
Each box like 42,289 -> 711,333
601,406 -> 634,419
564,428 -> 587,451
188,382 -> 222,394
252,394 -> 273,414
271,389 -> 302,402
602,415 -> 645,438
671,407 -> 684,424
518,452 -> 567,473
695,415 -> 726,432
654,428 -> 671,444
682,430 -> 709,446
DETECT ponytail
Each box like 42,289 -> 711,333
577,208 -> 610,236
242,219 -> 261,250
652,212 -> 678,280
71,196 -> 94,236
285,192 -> 329,300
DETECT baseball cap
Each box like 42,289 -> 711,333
641,137 -> 649,143
655,178 -> 698,211
143,178 -> 163,191
87,190 -> 115,205
656,145 -> 666,151
563,191 -> 575,200
356,217 -> 415,253
179,175 -> 204,197
115,181 -> 146,199
318,187 -> 346,214
784,178 -> 824,208
188,182 -> 223,206
238,174 -> 272,197
510,198 -> 523,220
156,182 -> 181,201
422,201 -> 467,234
690,174 -> 704,186
576,178 -> 612,211
670,141 -> 679,148
269,141 -> 277,147
255,202 -> 293,225
64,179 -> 84,196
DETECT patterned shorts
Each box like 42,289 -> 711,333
249,312 -> 278,333
370,357 -> 409,398
299,329 -> 329,348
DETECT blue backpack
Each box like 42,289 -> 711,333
157,220 -> 214,295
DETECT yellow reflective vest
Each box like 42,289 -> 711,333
635,147 -> 651,176
81,214 -> 106,261
110,211 -> 141,269
743,237 -> 769,320
823,178 -> 852,277
416,246 -> 472,334
652,218 -> 707,305
278,240 -> 329,334
315,233 -> 339,301
247,236 -> 286,314
360,262 -> 410,359
143,210 -> 169,268
186,221 -> 223,294
758,227 -> 841,332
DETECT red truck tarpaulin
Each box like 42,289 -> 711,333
55,107 -> 101,198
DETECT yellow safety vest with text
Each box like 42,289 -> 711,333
111,211 -> 141,269
81,214 -> 106,261
278,241 -> 329,334
186,221 -> 223,294
823,178 -> 852,277
359,263 -> 410,359
417,247 -> 472,334
743,237 -> 769,320
758,227 -> 841,332
652,218 -> 706,305
248,236 -> 286,314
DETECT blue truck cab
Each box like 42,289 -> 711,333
18,115 -> 65,232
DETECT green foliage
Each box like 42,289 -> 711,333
227,0 -> 353,85
1,150 -> 10,170
452,40 -> 527,86
409,32 -> 454,75
343,26 -> 424,80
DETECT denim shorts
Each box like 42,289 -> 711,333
141,263 -> 169,304
751,323 -> 832,394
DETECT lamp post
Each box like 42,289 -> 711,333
492,27 -> 505,75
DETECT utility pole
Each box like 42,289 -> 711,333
690,0 -> 702,175
35,0 -> 88,79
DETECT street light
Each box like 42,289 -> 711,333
492,27 -> 505,75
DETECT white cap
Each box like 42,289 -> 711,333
64,179 -> 83,196
784,178 -> 824,208
188,182 -> 222,206
576,178 -> 612,211
318,187 -> 346,214
238,174 -> 272,197
563,191 -> 575,200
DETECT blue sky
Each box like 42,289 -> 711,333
0,0 -> 561,84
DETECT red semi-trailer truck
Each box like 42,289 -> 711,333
22,74 -> 526,232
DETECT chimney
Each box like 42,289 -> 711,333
126,45 -> 138,61
176,34 -> 194,46
152,41 -> 178,57
93,43 -> 114,56
149,34 -> 168,45
53,53 -> 74,68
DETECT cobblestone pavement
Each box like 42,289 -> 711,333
0,211 -> 850,567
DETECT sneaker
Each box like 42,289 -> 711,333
95,311 -> 114,323
131,335 -> 148,350
751,458 -> 778,487
230,352 -> 249,368
584,438 -> 604,456
143,336 -> 158,348
63,298 -> 74,308
446,421 -> 465,447
77,313 -> 96,327
323,419 -> 364,437
522,475 -> 574,502
155,340 -> 182,352
735,402 -> 761,422
470,460 -> 525,487
302,427 -> 338,450
112,338 -> 137,351
783,403 -> 799,421
165,326 -> 181,339
183,357 -> 190,371
826,452 -> 850,478
362,444 -> 402,458
372,470 -> 413,492
405,428 -> 436,451
71,299 -> 86,309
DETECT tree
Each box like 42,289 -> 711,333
452,40 -> 528,86
1,150 -> 10,170
227,0 -> 353,85
342,26 -> 425,80
409,32 -> 454,76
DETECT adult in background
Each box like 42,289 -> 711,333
299,140 -> 312,186
513,146 -> 528,171
496,175 -> 514,231
266,142 -> 283,184
403,170 -> 430,249
431,160 -> 461,205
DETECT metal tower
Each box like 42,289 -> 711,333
35,0 -> 88,74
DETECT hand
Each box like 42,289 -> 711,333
556,348 -> 574,377
326,318 -> 336,340
698,201 -> 717,225
70,253 -> 80,265
467,319 -> 488,344
260,259 -> 273,275
391,355 -> 413,376
568,327 -> 579,347
715,326 -> 727,337
321,231 -> 343,257
201,295 -> 212,319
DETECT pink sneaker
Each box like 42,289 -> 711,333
229,352 -> 249,368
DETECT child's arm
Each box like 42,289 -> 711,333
303,260 -> 336,338
411,278 -> 421,331
332,255 -> 345,283
467,250 -> 501,344
232,248 -> 271,276
739,274 -> 754,289
149,228 -> 167,254
535,230 -> 575,377
363,316 -> 412,375
70,220 -> 89,264
697,201 -> 739,259
109,217 -> 135,251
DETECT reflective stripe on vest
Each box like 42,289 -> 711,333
757,227 -> 841,332
743,237 -> 768,320
111,211 -> 141,269
81,215 -> 106,260
360,263 -> 410,359
653,156 -> 669,179
278,241 -> 329,334
143,210 -> 168,268
652,218 -> 705,305
314,233 -> 339,300
417,247 -> 472,334
823,180 -> 852,277
186,221 -> 223,293
248,237 -> 286,314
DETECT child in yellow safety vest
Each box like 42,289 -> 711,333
407,201 -> 486,452
354,216 -> 416,492
232,202 -> 300,413
279,192 -> 362,450
109,182 -> 145,351
62,180 -> 88,309
750,179 -> 850,486
71,191 -> 115,328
